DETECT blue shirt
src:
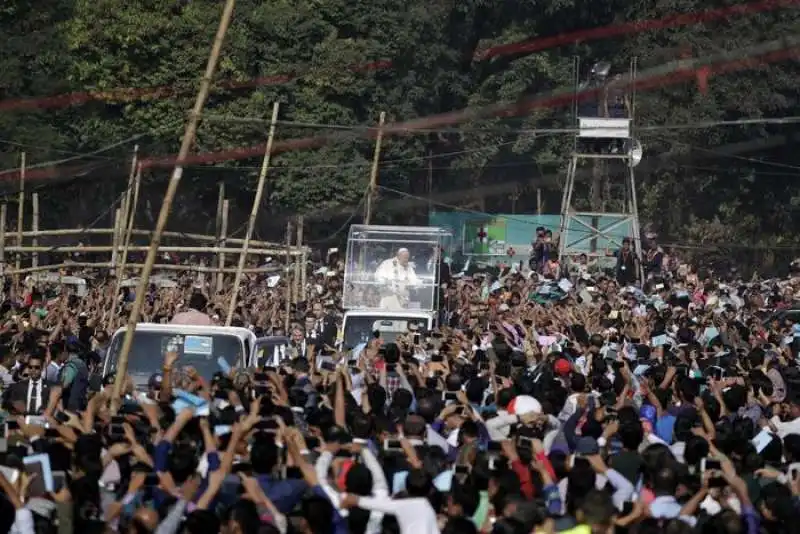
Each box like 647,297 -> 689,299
256,474 -> 308,514
312,485 -> 348,534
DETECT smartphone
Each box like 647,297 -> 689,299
24,416 -> 47,427
110,416 -> 125,425
6,420 -> 19,431
52,471 -> 67,492
321,361 -> 337,372
384,439 -> 403,452
232,462 -> 253,474
413,333 -> 421,345
701,458 -> 721,472
54,412 -> 70,424
108,424 -> 126,437
442,391 -> 458,401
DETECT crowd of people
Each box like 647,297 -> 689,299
0,238 -> 800,534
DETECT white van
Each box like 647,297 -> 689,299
26,273 -> 88,297
104,323 -> 256,388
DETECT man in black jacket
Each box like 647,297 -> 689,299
616,238 -> 639,286
4,353 -> 50,415
309,301 -> 337,350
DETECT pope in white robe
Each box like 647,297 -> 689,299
374,248 -> 419,309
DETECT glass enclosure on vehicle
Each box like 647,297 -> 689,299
104,330 -> 246,384
343,225 -> 452,311
342,314 -> 432,349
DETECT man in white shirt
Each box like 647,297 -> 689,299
374,248 -> 419,310
340,469 -> 440,534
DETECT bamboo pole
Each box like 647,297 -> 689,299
110,207 -> 122,270
112,0 -> 238,412
216,199 -> 229,293
7,262 -> 282,276
297,215 -> 308,302
105,161 -> 142,329
215,182 -> 225,241
0,204 -> 6,272
226,102 -> 280,326
3,245 -> 293,254
284,220 -> 292,332
118,166 -> 142,279
364,112 -> 386,225
117,147 -> 139,275
16,152 -> 25,274
0,227 -> 295,248
294,215 -> 303,302
31,194 -> 39,268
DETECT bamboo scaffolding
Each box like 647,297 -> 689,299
6,262 -> 281,276
3,245 -> 298,254
1,228 -> 304,249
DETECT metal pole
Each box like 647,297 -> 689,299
226,102 -> 280,325
111,0 -> 238,412
363,112 -> 386,225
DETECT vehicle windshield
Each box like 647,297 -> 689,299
106,331 -> 244,381
343,316 -> 430,349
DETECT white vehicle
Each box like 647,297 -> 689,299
340,224 -> 452,349
104,323 -> 256,388
120,276 -> 179,289
26,272 -> 88,297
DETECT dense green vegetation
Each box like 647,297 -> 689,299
1,0 -> 799,267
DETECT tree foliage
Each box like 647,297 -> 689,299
0,0 -> 799,262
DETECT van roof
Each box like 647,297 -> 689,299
112,323 -> 255,341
